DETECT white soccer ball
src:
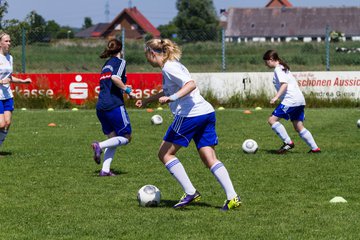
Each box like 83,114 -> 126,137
137,185 -> 161,207
151,114 -> 163,125
242,139 -> 258,154
357,119 -> 360,128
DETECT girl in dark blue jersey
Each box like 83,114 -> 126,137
91,39 -> 135,176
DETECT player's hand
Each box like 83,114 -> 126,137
2,78 -> 11,84
128,92 -> 136,99
23,78 -> 32,84
159,96 -> 170,104
135,100 -> 143,108
270,97 -> 278,104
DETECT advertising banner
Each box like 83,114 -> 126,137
12,73 -> 163,104
12,71 -> 359,104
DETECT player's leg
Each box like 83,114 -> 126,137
292,120 -> 320,153
161,115 -> 202,208
159,140 -> 200,208
92,106 -> 131,166
290,106 -> 320,153
195,112 -> 241,210
269,105 -> 294,153
0,100 -> 12,147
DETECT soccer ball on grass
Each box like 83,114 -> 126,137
357,119 -> 360,128
151,115 -> 163,125
137,185 -> 161,207
242,139 -> 258,154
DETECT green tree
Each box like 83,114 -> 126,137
2,19 -> 29,46
45,20 -> 60,39
174,0 -> 219,42
0,0 -> 9,29
158,21 -> 178,40
25,11 -> 47,42
82,17 -> 93,29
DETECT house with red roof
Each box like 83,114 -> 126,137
265,0 -> 293,8
75,7 -> 160,39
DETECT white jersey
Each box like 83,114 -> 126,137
0,54 -> 14,100
273,65 -> 305,106
162,60 -> 214,117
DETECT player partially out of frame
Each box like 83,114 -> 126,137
263,49 -> 321,154
91,39 -> 135,176
136,38 -> 242,211
0,32 -> 32,148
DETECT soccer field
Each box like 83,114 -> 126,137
0,108 -> 359,239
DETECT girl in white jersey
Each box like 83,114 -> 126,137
0,32 -> 31,147
136,39 -> 241,211
263,50 -> 320,154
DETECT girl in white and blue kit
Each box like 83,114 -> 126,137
136,39 -> 241,211
263,49 -> 321,154
0,32 -> 32,147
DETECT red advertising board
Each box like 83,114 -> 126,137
12,73 -> 163,104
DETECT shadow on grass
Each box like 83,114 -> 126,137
159,199 -> 213,209
93,169 -> 128,176
0,151 -> 12,157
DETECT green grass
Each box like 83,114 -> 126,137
0,108 -> 359,239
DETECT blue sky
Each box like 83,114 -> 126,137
3,0 -> 360,28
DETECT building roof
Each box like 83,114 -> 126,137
75,23 -> 110,38
225,7 -> 360,38
104,7 -> 160,38
265,0 -> 293,8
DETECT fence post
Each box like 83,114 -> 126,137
122,28 -> 125,59
21,28 -> 26,73
221,28 -> 226,71
325,25 -> 330,71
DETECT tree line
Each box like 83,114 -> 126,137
1,0 -> 220,44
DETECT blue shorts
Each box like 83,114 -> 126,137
0,98 -> 14,114
96,105 -> 132,136
164,112 -> 218,149
272,104 -> 305,121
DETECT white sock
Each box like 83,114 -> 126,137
299,128 -> 319,150
102,147 -> 116,172
165,158 -> 196,195
99,136 -> 129,149
210,161 -> 237,200
272,122 -> 292,144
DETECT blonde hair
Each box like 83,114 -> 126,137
0,31 -> 9,40
145,38 -> 182,64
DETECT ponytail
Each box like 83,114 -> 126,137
263,49 -> 290,72
100,39 -> 122,59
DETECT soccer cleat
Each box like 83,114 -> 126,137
91,142 -> 102,164
221,195 -> 242,211
99,170 -> 116,177
308,148 -> 321,153
277,141 -> 295,154
173,190 -> 201,208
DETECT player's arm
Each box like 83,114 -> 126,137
135,91 -> 165,108
158,80 -> 196,104
270,82 -> 287,104
111,75 -> 135,98
8,76 -> 32,84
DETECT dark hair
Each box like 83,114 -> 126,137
263,49 -> 290,72
100,39 -> 122,59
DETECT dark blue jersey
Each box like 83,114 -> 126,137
96,56 -> 127,111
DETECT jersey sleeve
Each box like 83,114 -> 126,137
163,62 -> 192,87
112,59 -> 126,83
274,66 -> 288,84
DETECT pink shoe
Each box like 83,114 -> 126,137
91,142 -> 102,164
99,170 -> 116,177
